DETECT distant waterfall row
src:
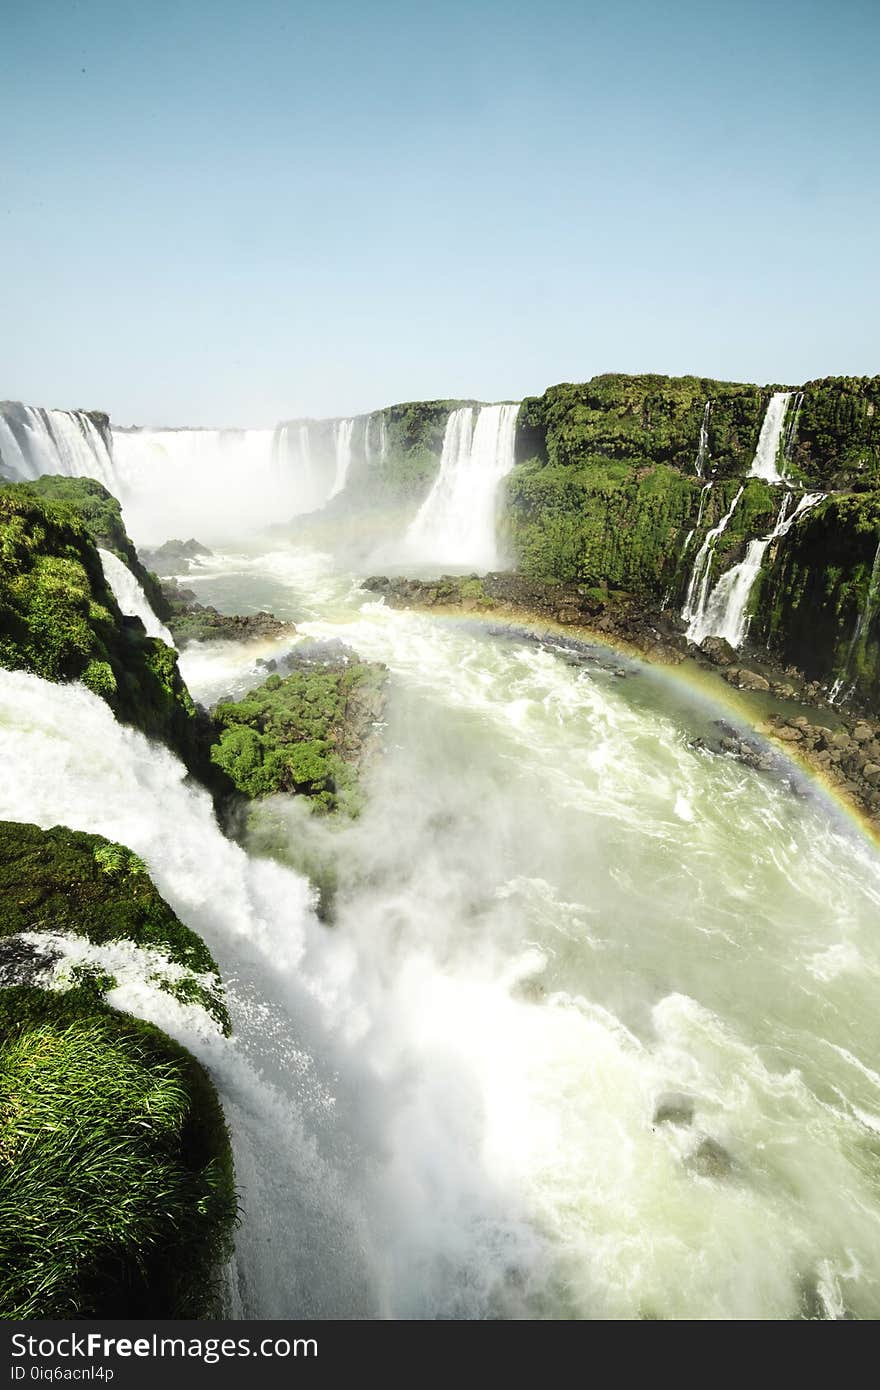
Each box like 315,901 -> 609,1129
0,403 -> 116,490
0,398 -> 519,565
0,402 -> 386,543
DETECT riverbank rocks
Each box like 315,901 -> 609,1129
700,636 -> 737,666
140,538 -> 213,574
723,668 -> 771,693
763,710 -> 880,820
363,572 -> 690,663
159,578 -> 296,648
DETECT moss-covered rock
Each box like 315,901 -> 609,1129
0,982 -> 235,1318
0,820 -> 228,1030
755,491 -> 880,702
24,475 -> 170,619
503,374 -> 880,705
516,373 -> 770,477
210,646 -> 386,813
0,482 -> 220,785
140,537 -> 213,577
786,378 -> 880,489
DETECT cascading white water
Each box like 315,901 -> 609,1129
681,481 -> 713,556
784,391 -> 805,463
749,393 -> 792,484
694,401 -> 711,477
688,492 -> 826,648
112,427 -> 337,544
363,413 -> 386,469
97,548 -> 175,646
329,419 -> 356,499
681,486 -> 744,634
0,403 -> 116,489
405,403 -> 519,569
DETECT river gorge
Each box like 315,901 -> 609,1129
1,374 -> 880,1319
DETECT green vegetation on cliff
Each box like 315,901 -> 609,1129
211,655 -> 386,813
516,374 -> 768,476
504,457 -> 779,597
24,475 -> 170,619
756,492 -> 880,701
787,378 -> 880,489
0,982 -> 235,1318
505,374 -> 880,695
0,482 -> 216,783
0,821 -> 228,1030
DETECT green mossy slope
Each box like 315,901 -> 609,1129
787,378 -> 880,489
0,482 -> 217,783
755,492 -> 880,701
0,983 -> 235,1319
0,820 -> 228,1030
211,658 -> 386,813
505,375 -> 880,704
516,374 -> 767,476
24,474 -> 170,618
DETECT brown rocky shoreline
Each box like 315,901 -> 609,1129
363,572 -> 880,837
160,577 -> 296,648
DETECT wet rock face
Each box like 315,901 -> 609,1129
723,667 -> 771,693
700,636 -> 737,666
653,1093 -> 695,1127
363,573 -> 690,665
686,1137 -> 734,1180
140,538 -> 213,575
760,709 -> 880,821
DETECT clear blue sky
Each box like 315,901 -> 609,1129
3,0 -> 878,426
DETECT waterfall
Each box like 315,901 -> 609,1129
364,414 -> 386,469
681,481 -> 713,556
749,393 -> 792,484
0,402 -> 116,490
687,491 -> 826,648
113,426 -> 336,543
405,403 -> 519,569
681,486 -> 744,633
783,391 -> 805,462
329,419 -> 356,500
98,548 -> 175,646
694,402 -> 711,477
